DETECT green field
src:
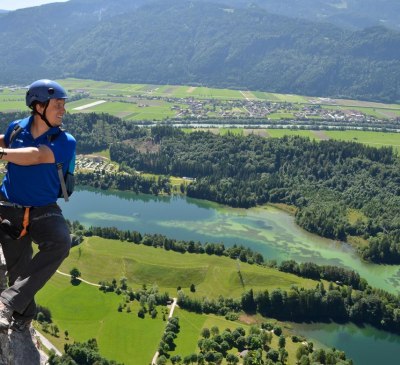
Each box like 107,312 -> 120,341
266,129 -> 318,139
268,112 -> 295,119
34,236 -> 320,364
325,130 -> 400,152
0,88 -> 25,111
172,127 -> 400,153
58,237 -> 317,299
2,78 -> 400,120
36,274 -> 166,365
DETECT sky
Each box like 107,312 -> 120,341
0,0 -> 69,11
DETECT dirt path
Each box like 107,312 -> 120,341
72,100 -> 107,111
313,130 -> 330,140
56,270 -> 101,287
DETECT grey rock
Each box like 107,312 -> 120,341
0,328 -> 47,365
0,246 -> 47,364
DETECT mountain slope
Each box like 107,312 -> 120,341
221,0 -> 400,30
59,1 -> 400,102
1,0 -> 400,102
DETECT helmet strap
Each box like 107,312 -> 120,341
36,101 -> 54,128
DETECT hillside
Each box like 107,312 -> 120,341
1,0 -> 400,102
34,234 -> 397,364
36,236 -> 322,364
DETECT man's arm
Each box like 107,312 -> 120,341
0,134 -> 55,166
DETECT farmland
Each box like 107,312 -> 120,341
1,78 -> 400,128
1,79 -> 399,154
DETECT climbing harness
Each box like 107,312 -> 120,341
0,202 -> 31,240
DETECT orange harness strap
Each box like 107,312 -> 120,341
18,207 -> 30,239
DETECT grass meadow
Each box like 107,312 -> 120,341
325,130 -> 400,153
190,128 -> 400,153
36,273 -> 166,365
266,129 -> 317,139
0,88 -> 25,111
35,236 -> 320,364
58,237 -> 318,299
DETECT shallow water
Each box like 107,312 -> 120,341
291,322 -> 400,365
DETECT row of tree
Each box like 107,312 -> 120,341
76,170 -> 171,196
108,126 -> 400,264
278,260 -> 366,290
178,282 -> 400,334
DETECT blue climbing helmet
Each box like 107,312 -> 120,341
25,79 -> 68,108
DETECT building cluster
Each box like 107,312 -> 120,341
168,95 -> 374,122
75,156 -> 117,173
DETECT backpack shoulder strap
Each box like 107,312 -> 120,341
9,118 -> 62,146
57,163 -> 69,202
47,128 -> 62,143
9,118 -> 29,146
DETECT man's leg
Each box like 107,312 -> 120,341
0,234 -> 33,316
0,207 -> 32,329
0,204 -> 70,322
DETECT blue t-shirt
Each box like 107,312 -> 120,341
0,116 -> 76,207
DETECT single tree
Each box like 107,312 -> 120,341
70,267 -> 81,279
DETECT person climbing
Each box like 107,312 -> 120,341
0,79 -> 76,332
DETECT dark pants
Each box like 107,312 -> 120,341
0,200 -> 70,321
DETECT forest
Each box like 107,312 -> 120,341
108,125 -> 400,264
1,111 -> 399,265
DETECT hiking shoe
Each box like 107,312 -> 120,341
10,318 -> 32,333
0,301 -> 13,331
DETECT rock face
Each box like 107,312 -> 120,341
0,248 -> 6,292
0,246 -> 47,365
0,329 -> 47,365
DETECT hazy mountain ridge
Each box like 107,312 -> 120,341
2,0 -> 400,29
1,0 -> 400,102
207,0 -> 400,30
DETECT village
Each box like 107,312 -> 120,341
101,91 -> 396,126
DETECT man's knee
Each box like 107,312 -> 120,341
55,233 -> 71,259
38,231 -> 71,260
